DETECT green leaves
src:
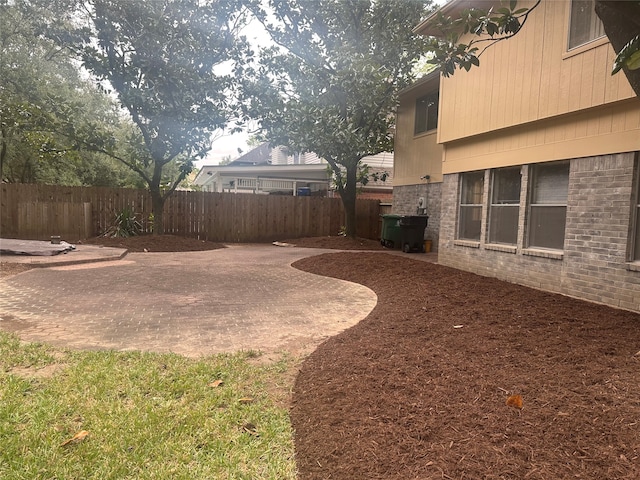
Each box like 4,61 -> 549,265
612,34 -> 640,74
0,0 -> 133,185
427,0 -> 540,77
44,0 -> 253,229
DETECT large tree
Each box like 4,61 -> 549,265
244,0 -> 432,238
58,0 -> 252,234
0,0 -> 131,186
426,0 -> 640,97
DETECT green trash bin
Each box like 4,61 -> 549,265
380,214 -> 403,249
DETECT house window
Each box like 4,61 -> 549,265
488,167 -> 521,245
633,156 -> 640,261
527,161 -> 570,250
414,93 -> 439,135
458,171 -> 484,241
568,0 -> 605,50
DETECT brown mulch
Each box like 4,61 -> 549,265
291,252 -> 640,480
282,236 -> 386,250
82,234 -> 226,252
2,235 -> 639,479
83,234 -> 385,252
0,263 -> 36,278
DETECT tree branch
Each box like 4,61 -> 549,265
595,0 -> 640,97
474,0 -> 541,57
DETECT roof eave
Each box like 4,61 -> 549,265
399,69 -> 441,96
413,0 -> 498,37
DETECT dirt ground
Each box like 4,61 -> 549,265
82,233 -> 386,252
2,235 -> 639,479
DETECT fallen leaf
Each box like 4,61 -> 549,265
506,395 -> 523,409
272,241 -> 293,247
238,397 -> 253,404
242,422 -> 259,437
208,379 -> 224,388
60,430 -> 89,447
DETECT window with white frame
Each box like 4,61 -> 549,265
458,171 -> 484,241
414,92 -> 439,135
488,167 -> 521,245
527,161 -> 570,250
568,0 -> 605,50
633,156 -> 640,261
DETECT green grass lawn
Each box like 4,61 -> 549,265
0,332 -> 297,479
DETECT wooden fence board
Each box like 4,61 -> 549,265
13,201 -> 91,240
1,184 -> 381,242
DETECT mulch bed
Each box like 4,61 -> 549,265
83,234 -> 384,252
291,252 -> 640,480
282,236 -> 386,250
82,234 -> 226,252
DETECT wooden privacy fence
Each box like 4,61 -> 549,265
1,183 -> 382,242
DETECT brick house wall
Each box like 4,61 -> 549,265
392,183 -> 441,251
438,152 -> 640,313
358,191 -> 393,201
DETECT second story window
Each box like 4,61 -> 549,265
568,0 -> 605,50
414,92 -> 439,135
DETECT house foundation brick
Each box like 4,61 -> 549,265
438,152 -> 640,314
392,183 -> 441,251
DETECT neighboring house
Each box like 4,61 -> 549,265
357,152 -> 395,201
394,0 -> 640,313
270,147 -> 324,166
194,144 -> 330,195
195,143 -> 394,199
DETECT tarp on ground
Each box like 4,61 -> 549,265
0,238 -> 76,256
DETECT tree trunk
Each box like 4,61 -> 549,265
150,188 -> 165,235
595,0 -> 640,97
0,128 -> 7,181
339,164 -> 358,238
149,162 -> 166,235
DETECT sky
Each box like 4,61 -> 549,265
199,129 -> 252,168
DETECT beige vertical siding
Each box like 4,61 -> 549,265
437,0 -> 636,144
442,99 -> 640,173
395,78 -> 444,186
